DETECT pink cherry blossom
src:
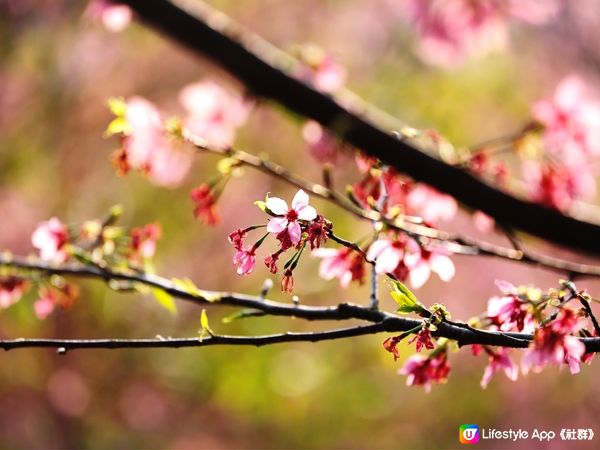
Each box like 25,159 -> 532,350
523,160 -> 595,211
367,238 -> 405,274
409,328 -> 436,352
34,291 -> 55,320
0,277 -> 29,309
311,56 -> 347,93
85,0 -> 132,33
302,121 -> 342,165
32,217 -> 69,263
406,184 -> 457,223
404,0 -> 559,67
480,348 -> 518,388
404,247 -> 455,289
522,308 -> 586,374
399,352 -> 451,392
473,210 -> 495,233
266,190 -> 317,245
233,247 -> 256,276
533,75 -> 600,164
129,223 -> 161,262
179,80 -> 250,149
313,247 -> 366,287
118,97 -> 193,188
487,294 -> 535,333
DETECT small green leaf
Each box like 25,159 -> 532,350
104,117 -> 132,137
151,288 -> 177,316
199,309 -> 214,341
172,277 -> 201,296
389,280 -> 425,314
107,97 -> 127,116
254,200 -> 267,212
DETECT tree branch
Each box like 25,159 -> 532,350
118,0 -> 600,254
3,255 -> 600,352
188,133 -> 600,280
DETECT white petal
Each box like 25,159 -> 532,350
366,239 -> 390,261
374,247 -> 403,274
291,189 -> 309,210
430,254 -> 455,282
297,205 -> 317,221
409,261 -> 430,289
266,197 -> 288,215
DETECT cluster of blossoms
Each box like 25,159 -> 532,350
387,280 -> 596,391
84,0 -> 133,33
0,210 -> 163,320
403,0 -> 560,67
524,75 -> 600,211
229,190 -> 332,293
105,79 -> 250,224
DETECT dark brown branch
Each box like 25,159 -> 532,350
118,0 -> 600,254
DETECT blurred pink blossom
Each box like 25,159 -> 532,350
367,238 -> 405,274
404,246 -> 455,289
480,348 -> 518,388
404,0 -> 559,67
533,75 -> 600,165
34,291 -> 55,320
406,184 -> 457,223
31,217 -> 68,263
302,121 -> 342,164
179,80 -> 250,149
0,277 -> 29,309
119,97 -> 193,187
85,0 -> 132,33
399,352 -> 451,392
473,210 -> 495,233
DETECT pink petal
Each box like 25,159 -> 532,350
374,246 -> 403,274
297,205 -> 317,221
366,239 -> 390,261
430,254 -> 455,282
287,221 -> 302,244
291,189 -> 310,210
265,197 -> 289,215
267,217 -> 288,233
409,261 -> 430,289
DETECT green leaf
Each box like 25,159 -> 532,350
151,288 -> 177,316
389,280 -> 425,314
199,309 -> 214,341
254,200 -> 267,212
104,117 -> 132,137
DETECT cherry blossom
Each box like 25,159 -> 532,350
34,289 -> 56,320
399,352 -> 451,392
404,246 -> 455,289
313,248 -> 365,287
367,238 -> 406,274
302,121 -> 342,165
522,308 -> 586,374
233,247 -> 256,276
409,328 -> 436,352
404,0 -> 559,67
179,80 -> 250,149
281,269 -> 294,293
85,0 -> 132,33
266,190 -> 317,245
0,277 -> 29,309
406,184 -> 457,223
129,223 -> 161,262
487,294 -> 535,333
191,184 -> 220,225
111,97 -> 193,188
32,217 -> 69,263
480,348 -> 518,388
473,210 -> 495,233
533,75 -> 600,164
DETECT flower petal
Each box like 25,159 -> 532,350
374,246 -> 403,274
409,261 -> 430,289
287,221 -> 302,244
291,189 -> 310,210
266,197 -> 289,215
430,254 -> 455,282
297,205 -> 317,221
267,217 -> 288,233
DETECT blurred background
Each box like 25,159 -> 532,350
1,0 -> 600,448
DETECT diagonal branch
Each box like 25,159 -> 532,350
118,0 -> 600,254
188,134 -> 600,280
